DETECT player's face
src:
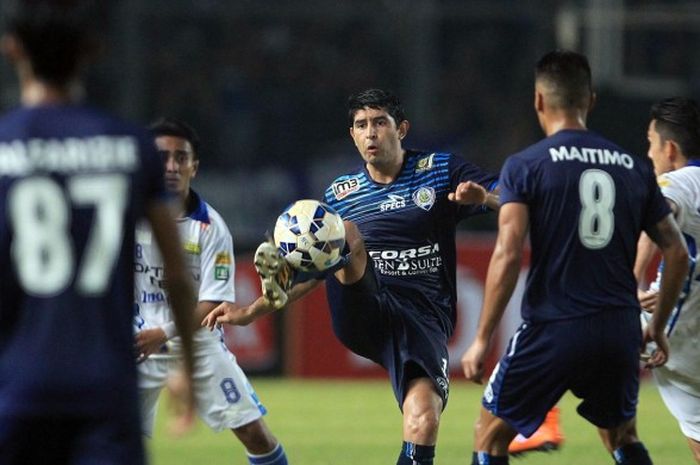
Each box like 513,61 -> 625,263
647,120 -> 672,176
350,107 -> 406,169
155,135 -> 199,196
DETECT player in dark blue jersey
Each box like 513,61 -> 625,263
461,50 -> 689,465
0,2 -> 196,464
205,88 -> 499,465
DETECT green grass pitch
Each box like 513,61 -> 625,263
147,379 -> 688,465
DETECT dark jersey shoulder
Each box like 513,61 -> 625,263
500,129 -> 669,322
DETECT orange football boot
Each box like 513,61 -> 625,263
508,407 -> 564,456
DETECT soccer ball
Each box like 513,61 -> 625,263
273,199 -> 346,273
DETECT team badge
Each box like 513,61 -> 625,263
415,153 -> 435,172
412,186 -> 436,211
657,176 -> 671,188
331,177 -> 361,200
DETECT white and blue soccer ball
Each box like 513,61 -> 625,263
273,199 -> 345,273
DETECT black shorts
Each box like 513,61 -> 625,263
483,309 -> 642,437
325,257 -> 450,409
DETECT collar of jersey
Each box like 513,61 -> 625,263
185,189 -> 210,224
687,159 -> 700,168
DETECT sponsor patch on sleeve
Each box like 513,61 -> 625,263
214,252 -> 231,280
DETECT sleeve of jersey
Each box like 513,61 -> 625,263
197,216 -> 236,303
641,171 -> 673,232
498,156 -> 530,205
658,172 -> 690,229
448,154 -> 499,217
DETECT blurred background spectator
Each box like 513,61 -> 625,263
1,0 -> 698,250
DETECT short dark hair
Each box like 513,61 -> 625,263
651,97 -> 700,159
149,117 -> 201,160
347,88 -> 406,127
535,50 -> 592,110
2,0 -> 102,86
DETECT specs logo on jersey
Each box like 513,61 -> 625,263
415,153 -> 435,173
380,194 -> 406,212
412,186 -> 435,211
332,177 -> 361,200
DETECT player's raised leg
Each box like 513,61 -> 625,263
333,220 -> 367,285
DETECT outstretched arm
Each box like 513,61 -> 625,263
202,279 -> 321,328
462,202 -> 528,383
448,181 -> 500,210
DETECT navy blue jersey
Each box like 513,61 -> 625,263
500,129 -> 670,322
324,150 -> 498,333
0,105 -> 165,416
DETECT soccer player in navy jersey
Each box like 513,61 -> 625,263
204,88 -> 499,464
0,2 -> 196,464
461,50 -> 689,465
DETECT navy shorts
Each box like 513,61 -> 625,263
325,257 -> 450,409
483,309 -> 642,437
0,412 -> 144,465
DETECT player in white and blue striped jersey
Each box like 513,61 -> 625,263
205,88 -> 499,465
635,97 -> 700,464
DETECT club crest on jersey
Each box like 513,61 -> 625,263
380,194 -> 406,212
415,153 -> 435,172
332,177 -> 361,200
412,186 -> 435,211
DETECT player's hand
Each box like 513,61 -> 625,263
164,369 -> 196,437
461,338 -> 489,384
448,181 -> 486,206
202,301 -> 256,328
637,288 -> 658,313
642,323 -> 670,369
254,240 -> 292,310
134,328 -> 168,363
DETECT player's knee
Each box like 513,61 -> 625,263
343,220 -> 365,253
404,406 -> 441,438
335,220 -> 367,284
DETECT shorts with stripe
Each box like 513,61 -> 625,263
483,309 -> 641,437
325,257 -> 451,409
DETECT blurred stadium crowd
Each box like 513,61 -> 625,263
1,0 -> 698,249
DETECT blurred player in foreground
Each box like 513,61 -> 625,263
134,118 -> 289,465
0,2 -> 196,464
461,50 -> 688,465
204,88 -> 498,465
634,97 -> 700,464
